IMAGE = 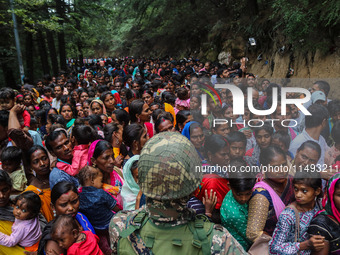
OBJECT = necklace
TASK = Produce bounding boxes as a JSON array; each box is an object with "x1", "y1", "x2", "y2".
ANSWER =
[{"x1": 35, "y1": 176, "x2": 48, "y2": 186}]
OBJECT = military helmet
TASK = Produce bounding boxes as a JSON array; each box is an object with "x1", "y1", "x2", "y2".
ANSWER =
[{"x1": 138, "y1": 132, "x2": 202, "y2": 200}]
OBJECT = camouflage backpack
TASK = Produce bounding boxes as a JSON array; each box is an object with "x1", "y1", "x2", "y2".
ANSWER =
[{"x1": 117, "y1": 210, "x2": 214, "y2": 255}]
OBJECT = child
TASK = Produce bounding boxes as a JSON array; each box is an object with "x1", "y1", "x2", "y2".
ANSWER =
[
  {"x1": 79, "y1": 166, "x2": 120, "y2": 227},
  {"x1": 51, "y1": 215, "x2": 103, "y2": 255},
  {"x1": 227, "y1": 131, "x2": 247, "y2": 160},
  {"x1": 0, "y1": 146, "x2": 27, "y2": 193},
  {"x1": 272, "y1": 130, "x2": 294, "y2": 161},
  {"x1": 0, "y1": 88, "x2": 30, "y2": 130},
  {"x1": 269, "y1": 171, "x2": 324, "y2": 255},
  {"x1": 220, "y1": 159, "x2": 256, "y2": 251},
  {"x1": 41, "y1": 87, "x2": 53, "y2": 103},
  {"x1": 100, "y1": 114, "x2": 109, "y2": 126},
  {"x1": 56, "y1": 125, "x2": 96, "y2": 176},
  {"x1": 78, "y1": 166, "x2": 120, "y2": 254},
  {"x1": 211, "y1": 119, "x2": 231, "y2": 138},
  {"x1": 0, "y1": 191, "x2": 42, "y2": 252},
  {"x1": 174, "y1": 87, "x2": 190, "y2": 114}
]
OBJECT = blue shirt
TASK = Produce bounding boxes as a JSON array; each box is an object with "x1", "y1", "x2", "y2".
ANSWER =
[
  {"x1": 49, "y1": 167, "x2": 80, "y2": 190},
  {"x1": 79, "y1": 186, "x2": 117, "y2": 230}
]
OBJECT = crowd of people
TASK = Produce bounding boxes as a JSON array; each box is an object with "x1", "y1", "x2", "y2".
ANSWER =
[{"x1": 0, "y1": 57, "x2": 339, "y2": 255}]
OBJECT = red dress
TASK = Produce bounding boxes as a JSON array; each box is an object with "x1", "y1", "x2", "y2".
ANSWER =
[{"x1": 67, "y1": 231, "x2": 103, "y2": 255}]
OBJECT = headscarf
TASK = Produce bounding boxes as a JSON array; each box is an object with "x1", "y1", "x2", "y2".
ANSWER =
[
  {"x1": 89, "y1": 99, "x2": 107, "y2": 115},
  {"x1": 321, "y1": 173, "x2": 340, "y2": 223},
  {"x1": 110, "y1": 90, "x2": 122, "y2": 107},
  {"x1": 181, "y1": 121, "x2": 199, "y2": 140},
  {"x1": 87, "y1": 140, "x2": 102, "y2": 166},
  {"x1": 121, "y1": 155, "x2": 140, "y2": 210},
  {"x1": 66, "y1": 118, "x2": 75, "y2": 129}
]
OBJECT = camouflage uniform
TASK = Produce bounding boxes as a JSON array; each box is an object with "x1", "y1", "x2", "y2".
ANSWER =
[{"x1": 109, "y1": 132, "x2": 247, "y2": 255}]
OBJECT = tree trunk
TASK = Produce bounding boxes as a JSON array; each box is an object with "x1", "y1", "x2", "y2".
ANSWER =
[
  {"x1": 36, "y1": 30, "x2": 50, "y2": 75},
  {"x1": 46, "y1": 30, "x2": 59, "y2": 76},
  {"x1": 1, "y1": 62, "x2": 17, "y2": 88},
  {"x1": 247, "y1": 0, "x2": 259, "y2": 16},
  {"x1": 25, "y1": 32, "x2": 34, "y2": 83},
  {"x1": 56, "y1": 0, "x2": 67, "y2": 71}
]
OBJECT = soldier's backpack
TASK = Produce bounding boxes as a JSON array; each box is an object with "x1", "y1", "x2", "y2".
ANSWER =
[{"x1": 117, "y1": 210, "x2": 214, "y2": 255}]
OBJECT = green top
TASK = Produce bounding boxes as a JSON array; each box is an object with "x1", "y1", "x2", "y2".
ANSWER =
[{"x1": 220, "y1": 190, "x2": 252, "y2": 251}]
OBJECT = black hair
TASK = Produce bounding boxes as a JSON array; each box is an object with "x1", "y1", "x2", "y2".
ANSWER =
[
  {"x1": 154, "y1": 113, "x2": 174, "y2": 133},
  {"x1": 176, "y1": 87, "x2": 188, "y2": 100},
  {"x1": 305, "y1": 104, "x2": 329, "y2": 128},
  {"x1": 129, "y1": 99, "x2": 145, "y2": 123},
  {"x1": 1, "y1": 146, "x2": 22, "y2": 163},
  {"x1": 226, "y1": 131, "x2": 247, "y2": 146},
  {"x1": 254, "y1": 122, "x2": 274, "y2": 136},
  {"x1": 45, "y1": 129, "x2": 68, "y2": 152},
  {"x1": 162, "y1": 91, "x2": 176, "y2": 105},
  {"x1": 92, "y1": 140, "x2": 113, "y2": 159},
  {"x1": 112, "y1": 109, "x2": 130, "y2": 127},
  {"x1": 151, "y1": 109, "x2": 164, "y2": 123},
  {"x1": 125, "y1": 88, "x2": 137, "y2": 101},
  {"x1": 293, "y1": 171, "x2": 322, "y2": 191},
  {"x1": 103, "y1": 123, "x2": 121, "y2": 144},
  {"x1": 35, "y1": 109, "x2": 48, "y2": 126},
  {"x1": 204, "y1": 134, "x2": 229, "y2": 157},
  {"x1": 77, "y1": 88, "x2": 88, "y2": 96},
  {"x1": 78, "y1": 166, "x2": 100, "y2": 186},
  {"x1": 260, "y1": 145, "x2": 286, "y2": 166},
  {"x1": 0, "y1": 88, "x2": 15, "y2": 100},
  {"x1": 51, "y1": 215, "x2": 79, "y2": 236},
  {"x1": 13, "y1": 191, "x2": 41, "y2": 218},
  {"x1": 293, "y1": 171, "x2": 322, "y2": 187},
  {"x1": 314, "y1": 81, "x2": 330, "y2": 97},
  {"x1": 328, "y1": 99, "x2": 340, "y2": 118},
  {"x1": 123, "y1": 123, "x2": 145, "y2": 147},
  {"x1": 51, "y1": 181, "x2": 78, "y2": 205},
  {"x1": 27, "y1": 145, "x2": 49, "y2": 165},
  {"x1": 131, "y1": 160, "x2": 138, "y2": 171},
  {"x1": 98, "y1": 86, "x2": 109, "y2": 95},
  {"x1": 272, "y1": 130, "x2": 291, "y2": 150},
  {"x1": 100, "y1": 91, "x2": 113, "y2": 103},
  {"x1": 60, "y1": 103, "x2": 76, "y2": 118},
  {"x1": 54, "y1": 84, "x2": 64, "y2": 90},
  {"x1": 332, "y1": 121, "x2": 340, "y2": 144},
  {"x1": 175, "y1": 110, "x2": 190, "y2": 131},
  {"x1": 88, "y1": 114, "x2": 104, "y2": 128},
  {"x1": 0, "y1": 169, "x2": 12, "y2": 187},
  {"x1": 141, "y1": 89, "x2": 153, "y2": 98},
  {"x1": 71, "y1": 125, "x2": 96, "y2": 145},
  {"x1": 48, "y1": 114, "x2": 66, "y2": 128},
  {"x1": 39, "y1": 100, "x2": 52, "y2": 112},
  {"x1": 43, "y1": 87, "x2": 53, "y2": 93},
  {"x1": 0, "y1": 110, "x2": 9, "y2": 128},
  {"x1": 228, "y1": 158, "x2": 256, "y2": 192},
  {"x1": 297, "y1": 141, "x2": 321, "y2": 159}
]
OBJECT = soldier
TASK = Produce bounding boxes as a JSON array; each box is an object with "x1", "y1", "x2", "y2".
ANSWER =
[{"x1": 109, "y1": 132, "x2": 247, "y2": 255}]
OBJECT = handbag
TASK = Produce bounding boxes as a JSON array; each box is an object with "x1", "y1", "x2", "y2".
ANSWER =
[
  {"x1": 286, "y1": 204, "x2": 301, "y2": 255},
  {"x1": 248, "y1": 233, "x2": 271, "y2": 255}
]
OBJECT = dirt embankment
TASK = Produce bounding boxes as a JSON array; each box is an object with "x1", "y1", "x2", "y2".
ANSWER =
[{"x1": 218, "y1": 41, "x2": 340, "y2": 99}]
